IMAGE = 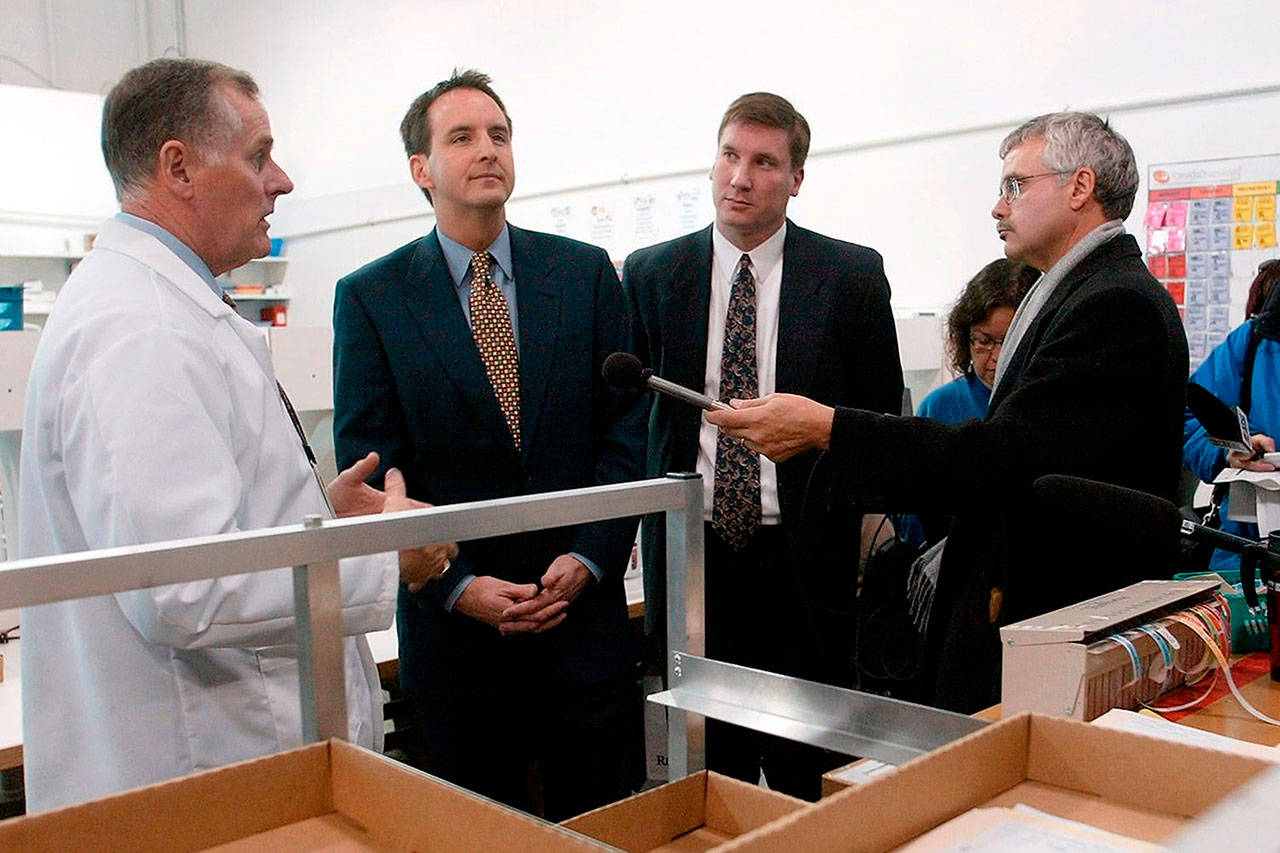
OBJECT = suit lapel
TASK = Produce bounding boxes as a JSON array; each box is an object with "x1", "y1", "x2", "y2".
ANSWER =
[
  {"x1": 510, "y1": 225, "x2": 558, "y2": 456},
  {"x1": 990, "y1": 234, "x2": 1134, "y2": 411},
  {"x1": 400, "y1": 231, "x2": 520, "y2": 461},
  {"x1": 776, "y1": 222, "x2": 833, "y2": 395},
  {"x1": 659, "y1": 226, "x2": 713, "y2": 395}
]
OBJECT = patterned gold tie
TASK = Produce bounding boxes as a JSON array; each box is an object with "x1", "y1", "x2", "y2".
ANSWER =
[
  {"x1": 469, "y1": 251, "x2": 521, "y2": 451},
  {"x1": 712, "y1": 254, "x2": 761, "y2": 550}
]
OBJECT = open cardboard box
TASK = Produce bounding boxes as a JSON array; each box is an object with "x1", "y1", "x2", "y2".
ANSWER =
[
  {"x1": 724, "y1": 712, "x2": 1278, "y2": 851},
  {"x1": 0, "y1": 739, "x2": 607, "y2": 851},
  {"x1": 562, "y1": 770, "x2": 804, "y2": 852},
  {"x1": 820, "y1": 705, "x2": 1003, "y2": 798}
]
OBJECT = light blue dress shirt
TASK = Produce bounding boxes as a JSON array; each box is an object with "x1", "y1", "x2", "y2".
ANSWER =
[
  {"x1": 433, "y1": 226, "x2": 602, "y2": 611},
  {"x1": 437, "y1": 225, "x2": 520, "y2": 349}
]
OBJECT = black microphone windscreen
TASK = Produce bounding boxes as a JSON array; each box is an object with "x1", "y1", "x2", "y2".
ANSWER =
[
  {"x1": 602, "y1": 352, "x2": 646, "y2": 390},
  {"x1": 1033, "y1": 474, "x2": 1181, "y2": 541}
]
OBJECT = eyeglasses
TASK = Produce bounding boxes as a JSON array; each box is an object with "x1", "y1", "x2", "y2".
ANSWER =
[
  {"x1": 998, "y1": 171, "x2": 1073, "y2": 203},
  {"x1": 970, "y1": 332, "x2": 1005, "y2": 353}
]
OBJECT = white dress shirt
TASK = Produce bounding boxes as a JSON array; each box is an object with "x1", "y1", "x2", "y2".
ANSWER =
[{"x1": 698, "y1": 222, "x2": 786, "y2": 524}]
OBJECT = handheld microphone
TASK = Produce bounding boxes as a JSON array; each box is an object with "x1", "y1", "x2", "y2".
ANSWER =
[
  {"x1": 1033, "y1": 473, "x2": 1280, "y2": 607},
  {"x1": 1034, "y1": 473, "x2": 1252, "y2": 551},
  {"x1": 602, "y1": 352, "x2": 731, "y2": 412}
]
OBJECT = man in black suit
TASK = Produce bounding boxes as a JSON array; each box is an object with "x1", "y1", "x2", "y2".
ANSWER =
[
  {"x1": 624, "y1": 93, "x2": 903, "y2": 800},
  {"x1": 709, "y1": 112, "x2": 1188, "y2": 714},
  {"x1": 332, "y1": 69, "x2": 645, "y2": 820}
]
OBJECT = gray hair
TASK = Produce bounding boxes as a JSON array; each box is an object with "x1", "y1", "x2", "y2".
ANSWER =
[
  {"x1": 102, "y1": 58, "x2": 259, "y2": 203},
  {"x1": 999, "y1": 112, "x2": 1139, "y2": 220}
]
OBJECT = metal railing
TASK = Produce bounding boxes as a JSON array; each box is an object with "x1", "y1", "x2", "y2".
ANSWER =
[
  {"x1": 0, "y1": 475, "x2": 705, "y2": 743},
  {"x1": 0, "y1": 469, "x2": 985, "y2": 781}
]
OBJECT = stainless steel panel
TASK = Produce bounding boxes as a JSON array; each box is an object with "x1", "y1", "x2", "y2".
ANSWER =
[{"x1": 650, "y1": 654, "x2": 987, "y2": 766}]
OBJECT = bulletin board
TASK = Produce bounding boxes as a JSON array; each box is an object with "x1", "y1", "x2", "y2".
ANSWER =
[{"x1": 1145, "y1": 155, "x2": 1280, "y2": 370}]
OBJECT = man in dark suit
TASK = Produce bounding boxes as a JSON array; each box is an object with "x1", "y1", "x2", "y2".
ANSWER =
[
  {"x1": 709, "y1": 112, "x2": 1188, "y2": 714},
  {"x1": 332, "y1": 69, "x2": 645, "y2": 820},
  {"x1": 624, "y1": 93, "x2": 903, "y2": 800}
]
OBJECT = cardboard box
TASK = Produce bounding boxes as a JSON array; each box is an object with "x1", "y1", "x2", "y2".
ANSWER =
[
  {"x1": 728, "y1": 713, "x2": 1277, "y2": 851},
  {"x1": 562, "y1": 770, "x2": 804, "y2": 852},
  {"x1": 0, "y1": 739, "x2": 607, "y2": 851},
  {"x1": 821, "y1": 705, "x2": 1002, "y2": 797},
  {"x1": 820, "y1": 759, "x2": 896, "y2": 798}
]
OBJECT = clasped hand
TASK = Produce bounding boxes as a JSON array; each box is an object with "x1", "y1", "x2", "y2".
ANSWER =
[
  {"x1": 455, "y1": 554, "x2": 592, "y2": 635},
  {"x1": 326, "y1": 451, "x2": 459, "y2": 591}
]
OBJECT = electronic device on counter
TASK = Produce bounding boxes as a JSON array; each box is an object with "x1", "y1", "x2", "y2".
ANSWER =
[{"x1": 1000, "y1": 579, "x2": 1225, "y2": 721}]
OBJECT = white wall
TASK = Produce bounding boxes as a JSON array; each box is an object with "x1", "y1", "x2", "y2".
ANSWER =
[
  {"x1": 0, "y1": 0, "x2": 178, "y2": 92},
  {"x1": 5, "y1": 1, "x2": 1280, "y2": 331},
  {"x1": 165, "y1": 0, "x2": 1280, "y2": 330},
  {"x1": 0, "y1": 84, "x2": 115, "y2": 226}
]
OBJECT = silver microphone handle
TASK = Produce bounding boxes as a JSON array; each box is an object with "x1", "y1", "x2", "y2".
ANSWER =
[{"x1": 645, "y1": 374, "x2": 732, "y2": 411}]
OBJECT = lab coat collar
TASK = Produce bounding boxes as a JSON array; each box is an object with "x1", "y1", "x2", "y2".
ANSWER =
[
  {"x1": 92, "y1": 217, "x2": 237, "y2": 321},
  {"x1": 91, "y1": 217, "x2": 274, "y2": 379}
]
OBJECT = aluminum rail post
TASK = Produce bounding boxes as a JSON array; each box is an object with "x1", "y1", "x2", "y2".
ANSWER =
[
  {"x1": 664, "y1": 472, "x2": 705, "y2": 779},
  {"x1": 293, "y1": 514, "x2": 348, "y2": 742}
]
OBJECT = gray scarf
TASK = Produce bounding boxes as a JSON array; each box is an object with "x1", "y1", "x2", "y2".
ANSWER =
[{"x1": 990, "y1": 219, "x2": 1126, "y2": 397}]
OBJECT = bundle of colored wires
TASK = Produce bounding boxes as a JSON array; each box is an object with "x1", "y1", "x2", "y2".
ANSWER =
[{"x1": 1139, "y1": 593, "x2": 1280, "y2": 726}]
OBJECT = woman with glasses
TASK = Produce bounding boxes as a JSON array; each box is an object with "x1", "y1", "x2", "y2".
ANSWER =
[
  {"x1": 918, "y1": 258, "x2": 1039, "y2": 423},
  {"x1": 1183, "y1": 258, "x2": 1280, "y2": 571},
  {"x1": 894, "y1": 260, "x2": 1037, "y2": 551}
]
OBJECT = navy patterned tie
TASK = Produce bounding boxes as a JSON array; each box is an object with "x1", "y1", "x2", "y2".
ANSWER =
[
  {"x1": 469, "y1": 251, "x2": 522, "y2": 451},
  {"x1": 712, "y1": 254, "x2": 760, "y2": 550}
]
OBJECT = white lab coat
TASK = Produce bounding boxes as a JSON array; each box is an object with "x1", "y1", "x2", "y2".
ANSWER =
[{"x1": 18, "y1": 218, "x2": 398, "y2": 812}]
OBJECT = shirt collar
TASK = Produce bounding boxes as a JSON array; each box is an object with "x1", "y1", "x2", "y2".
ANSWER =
[
  {"x1": 437, "y1": 224, "x2": 514, "y2": 287},
  {"x1": 114, "y1": 212, "x2": 222, "y2": 299},
  {"x1": 711, "y1": 220, "x2": 786, "y2": 282}
]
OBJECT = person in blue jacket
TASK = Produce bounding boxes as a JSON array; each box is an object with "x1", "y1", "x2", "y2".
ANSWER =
[
  {"x1": 918, "y1": 258, "x2": 1039, "y2": 422},
  {"x1": 1184, "y1": 259, "x2": 1280, "y2": 570}
]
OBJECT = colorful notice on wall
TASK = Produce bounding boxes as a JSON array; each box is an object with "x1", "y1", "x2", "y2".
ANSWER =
[{"x1": 1147, "y1": 156, "x2": 1280, "y2": 370}]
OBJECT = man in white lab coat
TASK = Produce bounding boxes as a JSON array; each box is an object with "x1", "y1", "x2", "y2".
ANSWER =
[{"x1": 18, "y1": 58, "x2": 451, "y2": 812}]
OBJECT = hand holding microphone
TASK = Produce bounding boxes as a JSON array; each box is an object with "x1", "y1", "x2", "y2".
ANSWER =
[{"x1": 602, "y1": 353, "x2": 834, "y2": 462}]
